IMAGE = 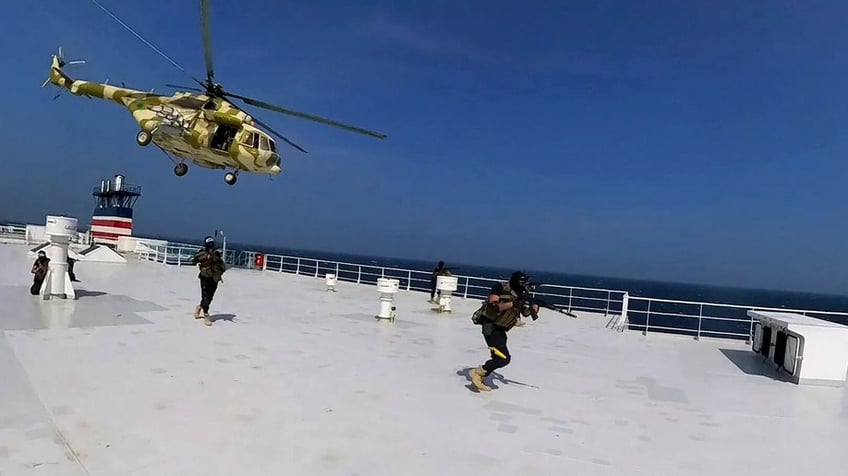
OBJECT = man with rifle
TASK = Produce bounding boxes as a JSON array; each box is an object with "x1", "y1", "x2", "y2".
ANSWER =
[
  {"x1": 468, "y1": 271, "x2": 539, "y2": 392},
  {"x1": 468, "y1": 271, "x2": 576, "y2": 391}
]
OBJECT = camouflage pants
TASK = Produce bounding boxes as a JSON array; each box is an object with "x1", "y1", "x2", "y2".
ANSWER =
[{"x1": 199, "y1": 277, "x2": 218, "y2": 313}]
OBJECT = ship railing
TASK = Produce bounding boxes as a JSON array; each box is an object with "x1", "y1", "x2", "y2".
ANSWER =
[
  {"x1": 626, "y1": 296, "x2": 848, "y2": 342},
  {"x1": 0, "y1": 224, "x2": 93, "y2": 246},
  {"x1": 135, "y1": 244, "x2": 626, "y2": 316},
  {"x1": 133, "y1": 243, "x2": 848, "y2": 342},
  {"x1": 0, "y1": 224, "x2": 27, "y2": 242}
]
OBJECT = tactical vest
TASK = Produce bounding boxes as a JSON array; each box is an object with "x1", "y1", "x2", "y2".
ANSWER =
[
  {"x1": 197, "y1": 250, "x2": 225, "y2": 281},
  {"x1": 471, "y1": 281, "x2": 521, "y2": 330}
]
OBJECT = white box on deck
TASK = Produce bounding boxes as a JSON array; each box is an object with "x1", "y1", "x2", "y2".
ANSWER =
[
  {"x1": 26, "y1": 225, "x2": 46, "y2": 243},
  {"x1": 747, "y1": 310, "x2": 848, "y2": 386}
]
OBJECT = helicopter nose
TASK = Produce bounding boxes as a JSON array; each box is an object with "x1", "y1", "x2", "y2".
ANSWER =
[{"x1": 269, "y1": 164, "x2": 281, "y2": 175}]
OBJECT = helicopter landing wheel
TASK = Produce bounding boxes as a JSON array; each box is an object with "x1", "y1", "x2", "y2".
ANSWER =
[
  {"x1": 136, "y1": 130, "x2": 152, "y2": 146},
  {"x1": 174, "y1": 163, "x2": 188, "y2": 176},
  {"x1": 224, "y1": 171, "x2": 238, "y2": 185}
]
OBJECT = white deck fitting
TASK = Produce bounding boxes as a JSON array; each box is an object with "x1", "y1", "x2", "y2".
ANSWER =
[
  {"x1": 0, "y1": 242, "x2": 847, "y2": 475},
  {"x1": 749, "y1": 310, "x2": 848, "y2": 386}
]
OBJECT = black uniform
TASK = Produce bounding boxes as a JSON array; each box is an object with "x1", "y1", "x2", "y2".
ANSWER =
[
  {"x1": 469, "y1": 271, "x2": 534, "y2": 391},
  {"x1": 191, "y1": 240, "x2": 226, "y2": 316},
  {"x1": 30, "y1": 255, "x2": 50, "y2": 295},
  {"x1": 481, "y1": 282, "x2": 512, "y2": 376}
]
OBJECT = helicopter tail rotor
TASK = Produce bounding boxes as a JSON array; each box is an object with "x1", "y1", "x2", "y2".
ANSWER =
[{"x1": 43, "y1": 46, "x2": 86, "y2": 91}]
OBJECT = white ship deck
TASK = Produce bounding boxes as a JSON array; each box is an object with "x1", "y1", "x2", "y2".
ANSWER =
[{"x1": 1, "y1": 242, "x2": 846, "y2": 475}]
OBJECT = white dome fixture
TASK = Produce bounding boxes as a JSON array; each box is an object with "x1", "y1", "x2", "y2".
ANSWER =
[
  {"x1": 39, "y1": 215, "x2": 78, "y2": 300},
  {"x1": 375, "y1": 278, "x2": 399, "y2": 321},
  {"x1": 325, "y1": 273, "x2": 337, "y2": 292},
  {"x1": 435, "y1": 275, "x2": 459, "y2": 313}
]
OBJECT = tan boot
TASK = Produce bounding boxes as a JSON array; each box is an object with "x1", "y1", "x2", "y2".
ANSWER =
[
  {"x1": 194, "y1": 306, "x2": 202, "y2": 319},
  {"x1": 470, "y1": 367, "x2": 491, "y2": 391},
  {"x1": 203, "y1": 312, "x2": 212, "y2": 326}
]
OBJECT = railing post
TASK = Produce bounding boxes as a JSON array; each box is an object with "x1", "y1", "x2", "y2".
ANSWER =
[
  {"x1": 296, "y1": 258, "x2": 301, "y2": 275},
  {"x1": 357, "y1": 266, "x2": 361, "y2": 284},
  {"x1": 568, "y1": 288, "x2": 573, "y2": 313},
  {"x1": 747, "y1": 314, "x2": 754, "y2": 345},
  {"x1": 335, "y1": 263, "x2": 339, "y2": 280},
  {"x1": 644, "y1": 300, "x2": 651, "y2": 336},
  {"x1": 463, "y1": 277, "x2": 469, "y2": 298},
  {"x1": 620, "y1": 292, "x2": 629, "y2": 328},
  {"x1": 407, "y1": 271, "x2": 411, "y2": 291},
  {"x1": 314, "y1": 260, "x2": 319, "y2": 278},
  {"x1": 605, "y1": 290, "x2": 611, "y2": 316},
  {"x1": 696, "y1": 303, "x2": 703, "y2": 340}
]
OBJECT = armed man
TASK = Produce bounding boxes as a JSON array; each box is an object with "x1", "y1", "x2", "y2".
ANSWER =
[
  {"x1": 191, "y1": 236, "x2": 226, "y2": 326},
  {"x1": 469, "y1": 271, "x2": 539, "y2": 392},
  {"x1": 429, "y1": 260, "x2": 450, "y2": 303}
]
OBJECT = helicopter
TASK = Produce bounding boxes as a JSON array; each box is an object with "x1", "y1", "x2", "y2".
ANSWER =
[{"x1": 44, "y1": 0, "x2": 386, "y2": 186}]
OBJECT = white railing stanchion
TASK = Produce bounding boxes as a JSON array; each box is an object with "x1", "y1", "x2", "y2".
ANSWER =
[
  {"x1": 696, "y1": 304, "x2": 703, "y2": 340},
  {"x1": 644, "y1": 300, "x2": 651, "y2": 336}
]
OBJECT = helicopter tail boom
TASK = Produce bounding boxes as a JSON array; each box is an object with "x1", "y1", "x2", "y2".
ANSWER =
[{"x1": 46, "y1": 53, "x2": 153, "y2": 106}]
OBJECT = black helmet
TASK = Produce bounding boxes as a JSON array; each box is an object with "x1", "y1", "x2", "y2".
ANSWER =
[{"x1": 509, "y1": 271, "x2": 528, "y2": 290}]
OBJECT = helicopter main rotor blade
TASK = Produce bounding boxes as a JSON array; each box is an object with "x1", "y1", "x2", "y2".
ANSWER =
[
  {"x1": 252, "y1": 117, "x2": 309, "y2": 154},
  {"x1": 225, "y1": 92, "x2": 387, "y2": 139},
  {"x1": 200, "y1": 0, "x2": 215, "y2": 83}
]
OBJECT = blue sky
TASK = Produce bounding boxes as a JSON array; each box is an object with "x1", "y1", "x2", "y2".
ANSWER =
[{"x1": 1, "y1": 0, "x2": 847, "y2": 294}]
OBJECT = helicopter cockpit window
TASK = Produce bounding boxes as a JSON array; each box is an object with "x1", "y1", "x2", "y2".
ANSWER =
[
  {"x1": 269, "y1": 138, "x2": 277, "y2": 153},
  {"x1": 259, "y1": 135, "x2": 270, "y2": 151},
  {"x1": 241, "y1": 131, "x2": 258, "y2": 148}
]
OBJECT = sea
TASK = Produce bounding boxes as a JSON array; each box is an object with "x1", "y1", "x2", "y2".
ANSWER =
[{"x1": 149, "y1": 234, "x2": 848, "y2": 339}]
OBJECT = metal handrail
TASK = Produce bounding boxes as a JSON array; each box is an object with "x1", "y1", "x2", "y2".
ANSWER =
[
  {"x1": 626, "y1": 295, "x2": 848, "y2": 342},
  {"x1": 2, "y1": 228, "x2": 842, "y2": 342},
  {"x1": 131, "y1": 242, "x2": 848, "y2": 343},
  {"x1": 135, "y1": 243, "x2": 626, "y2": 317}
]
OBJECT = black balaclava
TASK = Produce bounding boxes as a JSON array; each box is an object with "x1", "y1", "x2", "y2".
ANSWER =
[{"x1": 509, "y1": 271, "x2": 528, "y2": 292}]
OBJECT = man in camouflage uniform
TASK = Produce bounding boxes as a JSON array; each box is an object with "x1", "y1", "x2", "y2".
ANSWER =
[
  {"x1": 469, "y1": 271, "x2": 539, "y2": 391},
  {"x1": 191, "y1": 236, "x2": 226, "y2": 326}
]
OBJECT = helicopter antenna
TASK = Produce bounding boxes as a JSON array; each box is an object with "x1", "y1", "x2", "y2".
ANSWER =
[
  {"x1": 88, "y1": 0, "x2": 185, "y2": 73},
  {"x1": 87, "y1": 0, "x2": 204, "y2": 90}
]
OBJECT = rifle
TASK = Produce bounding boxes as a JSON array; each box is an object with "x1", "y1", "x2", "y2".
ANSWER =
[{"x1": 517, "y1": 283, "x2": 578, "y2": 319}]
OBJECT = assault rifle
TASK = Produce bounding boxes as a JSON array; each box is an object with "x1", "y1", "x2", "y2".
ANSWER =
[{"x1": 517, "y1": 283, "x2": 578, "y2": 320}]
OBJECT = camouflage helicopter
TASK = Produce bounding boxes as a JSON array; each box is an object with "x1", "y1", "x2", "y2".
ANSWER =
[{"x1": 44, "y1": 0, "x2": 386, "y2": 186}]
